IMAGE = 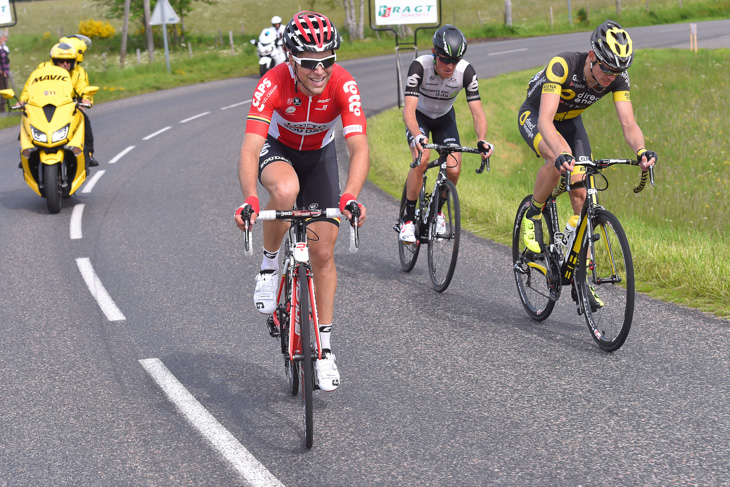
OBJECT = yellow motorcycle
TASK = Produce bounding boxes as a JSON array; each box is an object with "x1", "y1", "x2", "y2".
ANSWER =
[{"x1": 1, "y1": 65, "x2": 98, "y2": 214}]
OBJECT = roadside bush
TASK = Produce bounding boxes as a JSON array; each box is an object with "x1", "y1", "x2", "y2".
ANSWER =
[{"x1": 78, "y1": 19, "x2": 116, "y2": 39}]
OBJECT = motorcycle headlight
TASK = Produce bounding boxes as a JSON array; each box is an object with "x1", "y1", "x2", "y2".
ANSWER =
[
  {"x1": 52, "y1": 124, "x2": 70, "y2": 143},
  {"x1": 30, "y1": 125, "x2": 48, "y2": 143},
  {"x1": 262, "y1": 45, "x2": 273, "y2": 55}
]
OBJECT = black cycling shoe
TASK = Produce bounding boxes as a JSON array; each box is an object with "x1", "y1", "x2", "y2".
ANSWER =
[{"x1": 89, "y1": 156, "x2": 100, "y2": 167}]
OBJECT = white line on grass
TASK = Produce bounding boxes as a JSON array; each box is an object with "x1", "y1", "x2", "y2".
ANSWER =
[
  {"x1": 221, "y1": 100, "x2": 252, "y2": 110},
  {"x1": 76, "y1": 258, "x2": 126, "y2": 321},
  {"x1": 139, "y1": 358, "x2": 285, "y2": 487},
  {"x1": 70, "y1": 204, "x2": 84, "y2": 240},
  {"x1": 488, "y1": 48, "x2": 528, "y2": 56},
  {"x1": 82, "y1": 169, "x2": 106, "y2": 194},
  {"x1": 143, "y1": 126, "x2": 172, "y2": 140},
  {"x1": 180, "y1": 112, "x2": 211, "y2": 123},
  {"x1": 109, "y1": 145, "x2": 136, "y2": 164}
]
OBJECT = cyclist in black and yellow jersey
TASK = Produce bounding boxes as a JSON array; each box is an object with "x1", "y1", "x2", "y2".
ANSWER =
[{"x1": 517, "y1": 20, "x2": 657, "y2": 258}]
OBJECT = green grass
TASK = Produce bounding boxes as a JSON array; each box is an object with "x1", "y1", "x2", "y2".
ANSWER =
[{"x1": 369, "y1": 49, "x2": 730, "y2": 319}]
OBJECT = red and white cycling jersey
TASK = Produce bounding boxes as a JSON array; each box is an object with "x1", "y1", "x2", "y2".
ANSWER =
[{"x1": 245, "y1": 63, "x2": 367, "y2": 151}]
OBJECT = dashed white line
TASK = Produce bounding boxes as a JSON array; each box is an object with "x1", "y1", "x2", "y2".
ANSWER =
[
  {"x1": 76, "y1": 257, "x2": 126, "y2": 321},
  {"x1": 488, "y1": 48, "x2": 529, "y2": 56},
  {"x1": 139, "y1": 358, "x2": 285, "y2": 487},
  {"x1": 109, "y1": 145, "x2": 136, "y2": 164},
  {"x1": 221, "y1": 100, "x2": 252, "y2": 110},
  {"x1": 70, "y1": 204, "x2": 85, "y2": 240},
  {"x1": 180, "y1": 112, "x2": 211, "y2": 123},
  {"x1": 82, "y1": 169, "x2": 106, "y2": 194},
  {"x1": 143, "y1": 126, "x2": 172, "y2": 140}
]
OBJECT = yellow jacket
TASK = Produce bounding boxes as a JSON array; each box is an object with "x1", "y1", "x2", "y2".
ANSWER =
[{"x1": 20, "y1": 61, "x2": 93, "y2": 104}]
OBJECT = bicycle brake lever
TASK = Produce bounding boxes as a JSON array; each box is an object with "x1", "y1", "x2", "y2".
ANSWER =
[
  {"x1": 476, "y1": 157, "x2": 489, "y2": 174},
  {"x1": 649, "y1": 166, "x2": 655, "y2": 186},
  {"x1": 410, "y1": 150, "x2": 423, "y2": 169},
  {"x1": 565, "y1": 169, "x2": 572, "y2": 192}
]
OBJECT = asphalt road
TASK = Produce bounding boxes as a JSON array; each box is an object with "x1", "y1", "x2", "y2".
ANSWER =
[{"x1": 1, "y1": 20, "x2": 728, "y2": 486}]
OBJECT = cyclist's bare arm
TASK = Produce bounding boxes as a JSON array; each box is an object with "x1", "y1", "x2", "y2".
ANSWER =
[
  {"x1": 403, "y1": 95, "x2": 426, "y2": 151},
  {"x1": 341, "y1": 133, "x2": 370, "y2": 226},
  {"x1": 466, "y1": 99, "x2": 492, "y2": 158},
  {"x1": 614, "y1": 100, "x2": 655, "y2": 170},
  {"x1": 537, "y1": 91, "x2": 574, "y2": 171},
  {"x1": 235, "y1": 132, "x2": 267, "y2": 229}
]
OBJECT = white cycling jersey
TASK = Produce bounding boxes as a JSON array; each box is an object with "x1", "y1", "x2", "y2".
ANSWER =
[{"x1": 404, "y1": 54, "x2": 481, "y2": 119}]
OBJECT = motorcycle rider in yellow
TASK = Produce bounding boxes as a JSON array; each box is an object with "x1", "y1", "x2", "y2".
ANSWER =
[{"x1": 19, "y1": 41, "x2": 99, "y2": 167}]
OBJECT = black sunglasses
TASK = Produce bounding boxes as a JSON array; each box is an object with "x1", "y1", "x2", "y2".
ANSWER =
[
  {"x1": 436, "y1": 54, "x2": 460, "y2": 65},
  {"x1": 291, "y1": 54, "x2": 337, "y2": 70},
  {"x1": 595, "y1": 60, "x2": 624, "y2": 76}
]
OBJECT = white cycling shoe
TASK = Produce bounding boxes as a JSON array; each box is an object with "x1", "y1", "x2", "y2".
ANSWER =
[
  {"x1": 253, "y1": 270, "x2": 278, "y2": 314},
  {"x1": 314, "y1": 351, "x2": 340, "y2": 392},
  {"x1": 399, "y1": 220, "x2": 416, "y2": 244}
]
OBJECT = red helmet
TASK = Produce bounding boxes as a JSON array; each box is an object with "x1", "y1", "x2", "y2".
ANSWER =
[{"x1": 282, "y1": 11, "x2": 340, "y2": 54}]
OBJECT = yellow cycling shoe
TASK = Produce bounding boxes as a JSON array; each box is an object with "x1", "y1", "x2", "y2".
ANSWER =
[{"x1": 522, "y1": 213, "x2": 543, "y2": 254}]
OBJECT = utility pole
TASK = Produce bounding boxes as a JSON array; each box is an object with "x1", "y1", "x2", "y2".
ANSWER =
[{"x1": 120, "y1": 0, "x2": 131, "y2": 67}]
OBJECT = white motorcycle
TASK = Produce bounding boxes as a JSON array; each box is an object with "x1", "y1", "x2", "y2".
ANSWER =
[{"x1": 250, "y1": 27, "x2": 286, "y2": 77}]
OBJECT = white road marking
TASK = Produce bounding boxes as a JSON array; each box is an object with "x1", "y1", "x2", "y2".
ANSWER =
[
  {"x1": 76, "y1": 258, "x2": 126, "y2": 322},
  {"x1": 82, "y1": 169, "x2": 106, "y2": 194},
  {"x1": 139, "y1": 358, "x2": 285, "y2": 487},
  {"x1": 109, "y1": 145, "x2": 136, "y2": 164},
  {"x1": 221, "y1": 100, "x2": 252, "y2": 110},
  {"x1": 180, "y1": 112, "x2": 211, "y2": 123},
  {"x1": 488, "y1": 48, "x2": 529, "y2": 56},
  {"x1": 143, "y1": 126, "x2": 172, "y2": 140},
  {"x1": 70, "y1": 204, "x2": 85, "y2": 240}
]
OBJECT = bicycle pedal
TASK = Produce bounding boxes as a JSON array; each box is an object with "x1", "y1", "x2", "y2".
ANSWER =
[{"x1": 266, "y1": 315, "x2": 280, "y2": 338}]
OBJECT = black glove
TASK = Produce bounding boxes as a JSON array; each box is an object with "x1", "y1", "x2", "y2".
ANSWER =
[
  {"x1": 554, "y1": 152, "x2": 574, "y2": 170},
  {"x1": 477, "y1": 140, "x2": 492, "y2": 155},
  {"x1": 637, "y1": 148, "x2": 658, "y2": 164}
]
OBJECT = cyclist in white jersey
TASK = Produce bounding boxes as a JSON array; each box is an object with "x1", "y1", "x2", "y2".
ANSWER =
[{"x1": 399, "y1": 24, "x2": 493, "y2": 243}]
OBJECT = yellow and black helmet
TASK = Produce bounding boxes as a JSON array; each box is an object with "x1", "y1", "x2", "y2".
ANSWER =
[
  {"x1": 590, "y1": 20, "x2": 633, "y2": 71},
  {"x1": 60, "y1": 34, "x2": 91, "y2": 63},
  {"x1": 50, "y1": 42, "x2": 77, "y2": 69}
]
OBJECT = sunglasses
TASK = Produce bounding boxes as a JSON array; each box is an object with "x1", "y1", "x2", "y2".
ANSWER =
[
  {"x1": 595, "y1": 60, "x2": 624, "y2": 77},
  {"x1": 436, "y1": 55, "x2": 460, "y2": 65},
  {"x1": 291, "y1": 53, "x2": 337, "y2": 70}
]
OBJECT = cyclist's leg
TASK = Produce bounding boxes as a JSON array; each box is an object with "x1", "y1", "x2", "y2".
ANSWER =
[
  {"x1": 566, "y1": 116, "x2": 592, "y2": 216},
  {"x1": 404, "y1": 111, "x2": 432, "y2": 201},
  {"x1": 432, "y1": 107, "x2": 462, "y2": 187},
  {"x1": 259, "y1": 137, "x2": 300, "y2": 252}
]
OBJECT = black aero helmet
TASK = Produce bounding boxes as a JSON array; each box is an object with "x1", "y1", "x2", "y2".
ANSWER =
[
  {"x1": 283, "y1": 11, "x2": 341, "y2": 54},
  {"x1": 590, "y1": 20, "x2": 634, "y2": 71},
  {"x1": 432, "y1": 24, "x2": 467, "y2": 59}
]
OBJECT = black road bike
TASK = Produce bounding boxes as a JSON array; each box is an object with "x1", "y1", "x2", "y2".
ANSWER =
[
  {"x1": 396, "y1": 143, "x2": 491, "y2": 292},
  {"x1": 512, "y1": 157, "x2": 654, "y2": 352}
]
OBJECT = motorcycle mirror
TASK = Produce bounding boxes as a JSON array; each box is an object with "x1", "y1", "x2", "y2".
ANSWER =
[
  {"x1": 0, "y1": 88, "x2": 15, "y2": 100},
  {"x1": 250, "y1": 39, "x2": 256, "y2": 45}
]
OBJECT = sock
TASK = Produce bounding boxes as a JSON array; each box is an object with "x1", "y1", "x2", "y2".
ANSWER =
[
  {"x1": 261, "y1": 247, "x2": 279, "y2": 273},
  {"x1": 526, "y1": 197, "x2": 544, "y2": 220},
  {"x1": 319, "y1": 324, "x2": 332, "y2": 352},
  {"x1": 405, "y1": 200, "x2": 416, "y2": 222}
]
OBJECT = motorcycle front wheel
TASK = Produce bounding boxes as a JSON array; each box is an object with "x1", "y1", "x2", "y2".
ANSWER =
[{"x1": 44, "y1": 163, "x2": 62, "y2": 214}]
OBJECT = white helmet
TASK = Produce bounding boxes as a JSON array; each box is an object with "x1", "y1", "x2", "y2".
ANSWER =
[{"x1": 271, "y1": 16, "x2": 282, "y2": 25}]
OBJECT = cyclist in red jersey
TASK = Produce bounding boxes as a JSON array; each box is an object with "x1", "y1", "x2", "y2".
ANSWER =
[{"x1": 234, "y1": 11, "x2": 369, "y2": 392}]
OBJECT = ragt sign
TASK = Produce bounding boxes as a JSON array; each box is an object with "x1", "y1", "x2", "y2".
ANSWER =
[{"x1": 375, "y1": 0, "x2": 438, "y2": 26}]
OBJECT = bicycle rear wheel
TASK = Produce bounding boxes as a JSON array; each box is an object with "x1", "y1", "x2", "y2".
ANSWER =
[
  {"x1": 427, "y1": 179, "x2": 460, "y2": 292},
  {"x1": 297, "y1": 269, "x2": 314, "y2": 449},
  {"x1": 398, "y1": 181, "x2": 420, "y2": 271},
  {"x1": 512, "y1": 195, "x2": 556, "y2": 321},
  {"x1": 577, "y1": 209, "x2": 634, "y2": 352}
]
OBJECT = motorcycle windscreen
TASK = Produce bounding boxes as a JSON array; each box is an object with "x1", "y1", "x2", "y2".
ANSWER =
[{"x1": 25, "y1": 65, "x2": 76, "y2": 108}]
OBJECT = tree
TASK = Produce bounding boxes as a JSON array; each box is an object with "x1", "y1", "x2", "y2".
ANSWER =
[
  {"x1": 96, "y1": 0, "x2": 217, "y2": 40},
  {"x1": 336, "y1": 0, "x2": 366, "y2": 41}
]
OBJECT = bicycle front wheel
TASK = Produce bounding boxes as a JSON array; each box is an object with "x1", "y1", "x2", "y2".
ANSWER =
[
  {"x1": 577, "y1": 209, "x2": 634, "y2": 352},
  {"x1": 427, "y1": 179, "x2": 460, "y2": 292},
  {"x1": 398, "y1": 181, "x2": 420, "y2": 271},
  {"x1": 512, "y1": 195, "x2": 556, "y2": 321},
  {"x1": 297, "y1": 269, "x2": 314, "y2": 449}
]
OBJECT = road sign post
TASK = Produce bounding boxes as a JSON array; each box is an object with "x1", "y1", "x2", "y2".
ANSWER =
[{"x1": 150, "y1": 0, "x2": 180, "y2": 74}]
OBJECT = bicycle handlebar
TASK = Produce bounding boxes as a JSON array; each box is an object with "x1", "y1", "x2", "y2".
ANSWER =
[
  {"x1": 243, "y1": 208, "x2": 360, "y2": 256},
  {"x1": 410, "y1": 143, "x2": 492, "y2": 174},
  {"x1": 562, "y1": 158, "x2": 655, "y2": 195}
]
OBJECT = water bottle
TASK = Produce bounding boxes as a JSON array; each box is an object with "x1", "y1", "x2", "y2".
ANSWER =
[{"x1": 563, "y1": 214, "x2": 580, "y2": 258}]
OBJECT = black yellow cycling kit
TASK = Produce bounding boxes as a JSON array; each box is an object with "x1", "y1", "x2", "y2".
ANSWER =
[{"x1": 518, "y1": 51, "x2": 631, "y2": 159}]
